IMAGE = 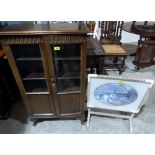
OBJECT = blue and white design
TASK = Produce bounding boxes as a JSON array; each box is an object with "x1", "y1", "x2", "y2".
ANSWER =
[{"x1": 94, "y1": 83, "x2": 138, "y2": 106}]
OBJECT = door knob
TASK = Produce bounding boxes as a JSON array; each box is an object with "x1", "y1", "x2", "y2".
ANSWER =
[{"x1": 51, "y1": 77, "x2": 55, "y2": 83}]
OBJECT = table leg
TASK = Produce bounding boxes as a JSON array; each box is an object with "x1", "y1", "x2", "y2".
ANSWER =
[
  {"x1": 130, "y1": 36, "x2": 143, "y2": 56},
  {"x1": 129, "y1": 113, "x2": 135, "y2": 134},
  {"x1": 86, "y1": 108, "x2": 91, "y2": 127}
]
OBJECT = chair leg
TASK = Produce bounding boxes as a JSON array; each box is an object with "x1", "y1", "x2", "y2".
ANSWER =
[
  {"x1": 117, "y1": 64, "x2": 122, "y2": 74},
  {"x1": 86, "y1": 108, "x2": 91, "y2": 127},
  {"x1": 93, "y1": 68, "x2": 97, "y2": 74},
  {"x1": 117, "y1": 57, "x2": 126, "y2": 74}
]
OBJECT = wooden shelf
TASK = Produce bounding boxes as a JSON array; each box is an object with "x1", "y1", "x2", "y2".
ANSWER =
[
  {"x1": 26, "y1": 92, "x2": 49, "y2": 95},
  {"x1": 16, "y1": 57, "x2": 42, "y2": 61},
  {"x1": 23, "y1": 73, "x2": 45, "y2": 80},
  {"x1": 58, "y1": 87, "x2": 80, "y2": 94},
  {"x1": 57, "y1": 72, "x2": 80, "y2": 79},
  {"x1": 25, "y1": 88, "x2": 49, "y2": 94},
  {"x1": 57, "y1": 76, "x2": 80, "y2": 80},
  {"x1": 54, "y1": 57, "x2": 80, "y2": 61}
]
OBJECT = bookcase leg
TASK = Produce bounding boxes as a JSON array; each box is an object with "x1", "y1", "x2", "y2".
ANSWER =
[
  {"x1": 80, "y1": 116, "x2": 86, "y2": 125},
  {"x1": 33, "y1": 120, "x2": 38, "y2": 126},
  {"x1": 30, "y1": 118, "x2": 42, "y2": 127}
]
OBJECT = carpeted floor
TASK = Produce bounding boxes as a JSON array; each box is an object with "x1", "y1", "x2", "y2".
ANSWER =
[{"x1": 0, "y1": 43, "x2": 155, "y2": 134}]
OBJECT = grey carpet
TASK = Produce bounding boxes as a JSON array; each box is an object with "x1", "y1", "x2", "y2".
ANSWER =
[{"x1": 0, "y1": 43, "x2": 155, "y2": 134}]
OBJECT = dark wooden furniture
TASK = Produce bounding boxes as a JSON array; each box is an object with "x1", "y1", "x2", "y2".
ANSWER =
[
  {"x1": 0, "y1": 23, "x2": 87, "y2": 125},
  {"x1": 100, "y1": 21, "x2": 128, "y2": 74},
  {"x1": 134, "y1": 39, "x2": 155, "y2": 69},
  {"x1": 100, "y1": 21, "x2": 124, "y2": 44},
  {"x1": 0, "y1": 70, "x2": 11, "y2": 119},
  {"x1": 0, "y1": 48, "x2": 19, "y2": 119},
  {"x1": 123, "y1": 21, "x2": 155, "y2": 69},
  {"x1": 87, "y1": 38, "x2": 104, "y2": 74},
  {"x1": 0, "y1": 22, "x2": 8, "y2": 29},
  {"x1": 0, "y1": 50, "x2": 11, "y2": 119},
  {"x1": 101, "y1": 44, "x2": 128, "y2": 74}
]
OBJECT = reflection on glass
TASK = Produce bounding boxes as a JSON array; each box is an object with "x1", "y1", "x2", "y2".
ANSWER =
[
  {"x1": 52, "y1": 44, "x2": 81, "y2": 93},
  {"x1": 10, "y1": 44, "x2": 48, "y2": 93}
]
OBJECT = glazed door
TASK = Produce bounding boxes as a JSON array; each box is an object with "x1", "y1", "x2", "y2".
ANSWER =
[
  {"x1": 46, "y1": 43, "x2": 82, "y2": 115},
  {"x1": 6, "y1": 43, "x2": 56, "y2": 115},
  {"x1": 52, "y1": 44, "x2": 81, "y2": 93}
]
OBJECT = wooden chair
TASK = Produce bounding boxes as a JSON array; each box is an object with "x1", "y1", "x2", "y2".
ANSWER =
[{"x1": 100, "y1": 21, "x2": 128, "y2": 74}]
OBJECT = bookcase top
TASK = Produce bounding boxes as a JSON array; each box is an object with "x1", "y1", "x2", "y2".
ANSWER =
[{"x1": 0, "y1": 23, "x2": 87, "y2": 35}]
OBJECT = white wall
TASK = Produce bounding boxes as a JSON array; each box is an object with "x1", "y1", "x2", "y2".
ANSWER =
[{"x1": 121, "y1": 30, "x2": 139, "y2": 44}]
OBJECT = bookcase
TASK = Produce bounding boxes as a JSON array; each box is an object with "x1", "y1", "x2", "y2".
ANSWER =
[{"x1": 0, "y1": 23, "x2": 87, "y2": 124}]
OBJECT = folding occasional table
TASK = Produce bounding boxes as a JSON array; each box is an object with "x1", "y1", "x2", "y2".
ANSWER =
[{"x1": 87, "y1": 74, "x2": 154, "y2": 133}]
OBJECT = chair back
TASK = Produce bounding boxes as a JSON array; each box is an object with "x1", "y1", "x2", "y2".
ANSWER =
[{"x1": 100, "y1": 21, "x2": 124, "y2": 44}]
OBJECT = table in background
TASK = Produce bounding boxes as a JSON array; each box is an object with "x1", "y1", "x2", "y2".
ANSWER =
[
  {"x1": 123, "y1": 22, "x2": 155, "y2": 69},
  {"x1": 87, "y1": 38, "x2": 127, "y2": 74}
]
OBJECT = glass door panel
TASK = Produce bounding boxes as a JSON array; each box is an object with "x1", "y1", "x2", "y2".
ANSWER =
[
  {"x1": 51, "y1": 44, "x2": 81, "y2": 93},
  {"x1": 10, "y1": 44, "x2": 48, "y2": 94}
]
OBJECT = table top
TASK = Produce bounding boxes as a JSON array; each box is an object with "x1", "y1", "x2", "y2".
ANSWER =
[
  {"x1": 0, "y1": 23, "x2": 87, "y2": 35},
  {"x1": 87, "y1": 38, "x2": 105, "y2": 56},
  {"x1": 122, "y1": 22, "x2": 134, "y2": 33},
  {"x1": 123, "y1": 22, "x2": 155, "y2": 37}
]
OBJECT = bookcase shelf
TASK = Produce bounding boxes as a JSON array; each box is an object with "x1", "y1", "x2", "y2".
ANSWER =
[
  {"x1": 25, "y1": 88, "x2": 49, "y2": 94},
  {"x1": 16, "y1": 57, "x2": 42, "y2": 61},
  {"x1": 23, "y1": 72, "x2": 45, "y2": 80},
  {"x1": 54, "y1": 57, "x2": 80, "y2": 61}
]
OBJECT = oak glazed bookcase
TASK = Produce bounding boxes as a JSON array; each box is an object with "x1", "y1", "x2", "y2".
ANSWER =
[{"x1": 0, "y1": 23, "x2": 87, "y2": 125}]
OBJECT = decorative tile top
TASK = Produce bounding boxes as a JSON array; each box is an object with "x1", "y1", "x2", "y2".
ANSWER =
[{"x1": 94, "y1": 83, "x2": 138, "y2": 106}]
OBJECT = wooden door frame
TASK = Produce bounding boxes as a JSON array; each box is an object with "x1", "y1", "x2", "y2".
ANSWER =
[
  {"x1": 43, "y1": 41, "x2": 60, "y2": 115},
  {"x1": 2, "y1": 43, "x2": 32, "y2": 113},
  {"x1": 80, "y1": 42, "x2": 87, "y2": 114},
  {"x1": 1, "y1": 37, "x2": 57, "y2": 115},
  {"x1": 43, "y1": 34, "x2": 87, "y2": 116},
  {"x1": 39, "y1": 43, "x2": 57, "y2": 114}
]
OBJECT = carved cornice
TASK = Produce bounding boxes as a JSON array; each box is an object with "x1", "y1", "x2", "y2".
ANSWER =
[
  {"x1": 0, "y1": 35, "x2": 87, "y2": 44},
  {"x1": 0, "y1": 37, "x2": 42, "y2": 44},
  {"x1": 44, "y1": 35, "x2": 87, "y2": 44}
]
